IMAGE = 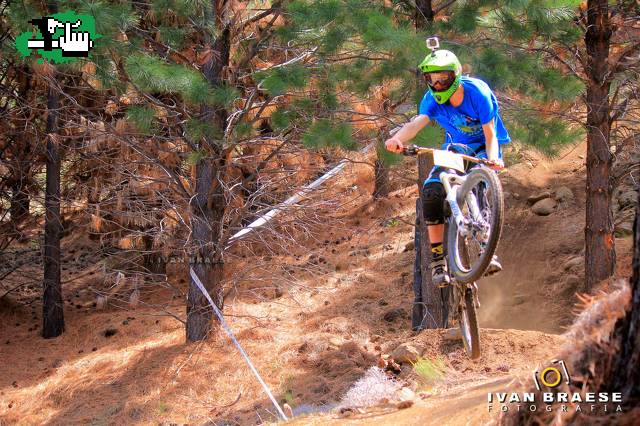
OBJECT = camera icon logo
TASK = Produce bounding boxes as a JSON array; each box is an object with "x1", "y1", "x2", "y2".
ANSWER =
[{"x1": 533, "y1": 359, "x2": 571, "y2": 391}]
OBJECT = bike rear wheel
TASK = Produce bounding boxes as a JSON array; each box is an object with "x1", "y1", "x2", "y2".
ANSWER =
[
  {"x1": 447, "y1": 167, "x2": 504, "y2": 284},
  {"x1": 441, "y1": 284, "x2": 454, "y2": 329},
  {"x1": 459, "y1": 287, "x2": 481, "y2": 359}
]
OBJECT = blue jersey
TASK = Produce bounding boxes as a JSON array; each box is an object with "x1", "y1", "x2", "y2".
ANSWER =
[{"x1": 419, "y1": 76, "x2": 510, "y2": 150}]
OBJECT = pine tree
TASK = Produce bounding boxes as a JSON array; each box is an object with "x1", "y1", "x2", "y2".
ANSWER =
[
  {"x1": 3, "y1": 1, "x2": 68, "y2": 338},
  {"x1": 42, "y1": 70, "x2": 65, "y2": 339}
]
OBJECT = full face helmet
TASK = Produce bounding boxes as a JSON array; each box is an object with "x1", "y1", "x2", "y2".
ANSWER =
[{"x1": 418, "y1": 39, "x2": 462, "y2": 104}]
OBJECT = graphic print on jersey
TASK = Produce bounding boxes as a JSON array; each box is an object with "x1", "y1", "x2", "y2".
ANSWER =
[{"x1": 449, "y1": 113, "x2": 482, "y2": 137}]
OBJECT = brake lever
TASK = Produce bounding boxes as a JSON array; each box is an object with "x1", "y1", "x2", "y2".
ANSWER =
[
  {"x1": 480, "y1": 159, "x2": 507, "y2": 173},
  {"x1": 402, "y1": 145, "x2": 418, "y2": 156}
]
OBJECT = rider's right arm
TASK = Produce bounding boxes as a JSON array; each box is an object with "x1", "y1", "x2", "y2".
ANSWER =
[{"x1": 385, "y1": 115, "x2": 430, "y2": 153}]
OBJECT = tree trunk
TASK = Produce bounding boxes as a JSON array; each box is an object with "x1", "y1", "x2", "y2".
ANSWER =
[
  {"x1": 584, "y1": 0, "x2": 615, "y2": 292},
  {"x1": 10, "y1": 180, "x2": 30, "y2": 224},
  {"x1": 373, "y1": 159, "x2": 389, "y2": 199},
  {"x1": 186, "y1": 1, "x2": 230, "y2": 342},
  {"x1": 143, "y1": 234, "x2": 166, "y2": 277},
  {"x1": 415, "y1": 153, "x2": 444, "y2": 328},
  {"x1": 606, "y1": 192, "x2": 640, "y2": 403},
  {"x1": 43, "y1": 75, "x2": 64, "y2": 339},
  {"x1": 413, "y1": 1, "x2": 433, "y2": 105},
  {"x1": 186, "y1": 149, "x2": 226, "y2": 341},
  {"x1": 414, "y1": 0, "x2": 434, "y2": 28}
]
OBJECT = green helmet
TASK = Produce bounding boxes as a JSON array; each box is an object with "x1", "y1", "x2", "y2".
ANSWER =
[{"x1": 418, "y1": 49, "x2": 462, "y2": 104}]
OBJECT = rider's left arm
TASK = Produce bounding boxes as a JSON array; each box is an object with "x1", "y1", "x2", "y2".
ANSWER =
[{"x1": 482, "y1": 120, "x2": 504, "y2": 169}]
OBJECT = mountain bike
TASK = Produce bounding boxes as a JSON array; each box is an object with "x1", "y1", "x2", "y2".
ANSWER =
[{"x1": 404, "y1": 144, "x2": 504, "y2": 359}]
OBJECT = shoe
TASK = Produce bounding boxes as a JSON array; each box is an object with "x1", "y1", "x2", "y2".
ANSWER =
[
  {"x1": 484, "y1": 255, "x2": 502, "y2": 277},
  {"x1": 431, "y1": 256, "x2": 451, "y2": 287}
]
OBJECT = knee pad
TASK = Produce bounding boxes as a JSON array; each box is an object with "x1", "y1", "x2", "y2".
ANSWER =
[{"x1": 422, "y1": 183, "x2": 445, "y2": 225}]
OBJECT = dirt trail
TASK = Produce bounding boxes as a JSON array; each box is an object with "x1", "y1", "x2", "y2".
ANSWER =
[
  {"x1": 287, "y1": 327, "x2": 565, "y2": 426},
  {"x1": 479, "y1": 143, "x2": 589, "y2": 333},
  {"x1": 0, "y1": 142, "x2": 634, "y2": 425},
  {"x1": 293, "y1": 378, "x2": 514, "y2": 426}
]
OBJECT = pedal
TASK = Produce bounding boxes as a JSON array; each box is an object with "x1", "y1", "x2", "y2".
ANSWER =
[{"x1": 435, "y1": 275, "x2": 452, "y2": 288}]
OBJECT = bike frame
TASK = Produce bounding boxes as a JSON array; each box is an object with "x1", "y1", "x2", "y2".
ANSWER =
[{"x1": 439, "y1": 171, "x2": 489, "y2": 242}]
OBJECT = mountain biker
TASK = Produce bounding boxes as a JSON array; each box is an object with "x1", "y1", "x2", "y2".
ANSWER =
[{"x1": 385, "y1": 47, "x2": 510, "y2": 287}]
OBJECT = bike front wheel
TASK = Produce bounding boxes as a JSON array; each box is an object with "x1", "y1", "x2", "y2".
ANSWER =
[{"x1": 447, "y1": 166, "x2": 504, "y2": 284}]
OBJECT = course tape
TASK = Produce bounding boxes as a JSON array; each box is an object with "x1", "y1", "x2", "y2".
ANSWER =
[
  {"x1": 189, "y1": 267, "x2": 288, "y2": 421},
  {"x1": 227, "y1": 143, "x2": 375, "y2": 247}
]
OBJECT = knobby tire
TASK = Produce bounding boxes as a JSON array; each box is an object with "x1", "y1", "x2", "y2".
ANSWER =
[
  {"x1": 447, "y1": 167, "x2": 504, "y2": 284},
  {"x1": 460, "y1": 288, "x2": 481, "y2": 359}
]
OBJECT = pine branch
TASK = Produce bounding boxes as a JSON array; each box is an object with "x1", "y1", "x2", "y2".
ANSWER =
[
  {"x1": 239, "y1": 1, "x2": 283, "y2": 31},
  {"x1": 612, "y1": 42, "x2": 640, "y2": 74},
  {"x1": 241, "y1": 136, "x2": 293, "y2": 186},
  {"x1": 556, "y1": 39, "x2": 589, "y2": 77},
  {"x1": 532, "y1": 46, "x2": 585, "y2": 81},
  {"x1": 236, "y1": 9, "x2": 282, "y2": 72},
  {"x1": 224, "y1": 87, "x2": 259, "y2": 139},
  {"x1": 611, "y1": 86, "x2": 639, "y2": 123},
  {"x1": 128, "y1": 26, "x2": 195, "y2": 68},
  {"x1": 609, "y1": 84, "x2": 623, "y2": 123},
  {"x1": 248, "y1": 95, "x2": 283, "y2": 127},
  {"x1": 46, "y1": 75, "x2": 193, "y2": 200},
  {"x1": 327, "y1": 54, "x2": 392, "y2": 62},
  {"x1": 243, "y1": 47, "x2": 319, "y2": 79},
  {"x1": 434, "y1": 0, "x2": 457, "y2": 16}
]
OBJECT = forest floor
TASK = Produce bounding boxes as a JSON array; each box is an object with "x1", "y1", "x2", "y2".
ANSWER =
[{"x1": 0, "y1": 141, "x2": 634, "y2": 425}]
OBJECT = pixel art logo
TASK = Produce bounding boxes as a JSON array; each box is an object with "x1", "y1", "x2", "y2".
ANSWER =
[{"x1": 16, "y1": 11, "x2": 99, "y2": 63}]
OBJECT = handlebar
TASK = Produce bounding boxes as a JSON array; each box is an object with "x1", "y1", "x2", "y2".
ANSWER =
[{"x1": 401, "y1": 144, "x2": 499, "y2": 167}]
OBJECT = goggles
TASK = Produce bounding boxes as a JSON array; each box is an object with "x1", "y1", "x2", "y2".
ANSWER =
[{"x1": 423, "y1": 71, "x2": 456, "y2": 89}]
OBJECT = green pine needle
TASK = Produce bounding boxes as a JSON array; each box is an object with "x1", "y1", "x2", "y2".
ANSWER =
[
  {"x1": 270, "y1": 109, "x2": 293, "y2": 130},
  {"x1": 258, "y1": 64, "x2": 309, "y2": 96},
  {"x1": 302, "y1": 120, "x2": 357, "y2": 150},
  {"x1": 185, "y1": 118, "x2": 222, "y2": 142},
  {"x1": 125, "y1": 54, "x2": 218, "y2": 105},
  {"x1": 507, "y1": 109, "x2": 583, "y2": 156},
  {"x1": 158, "y1": 26, "x2": 187, "y2": 50},
  {"x1": 126, "y1": 105, "x2": 156, "y2": 134},
  {"x1": 210, "y1": 85, "x2": 240, "y2": 109}
]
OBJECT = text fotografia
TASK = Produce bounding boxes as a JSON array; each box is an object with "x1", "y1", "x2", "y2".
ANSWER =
[{"x1": 487, "y1": 392, "x2": 623, "y2": 413}]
